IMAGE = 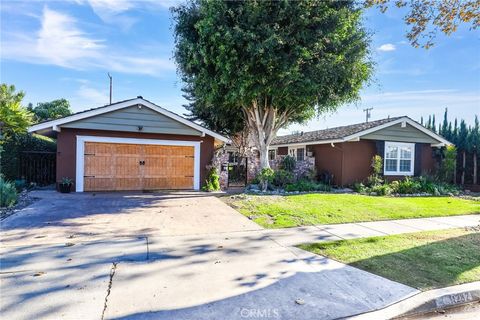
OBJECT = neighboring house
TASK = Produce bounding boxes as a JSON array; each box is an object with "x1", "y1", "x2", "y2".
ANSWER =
[
  {"x1": 28, "y1": 97, "x2": 228, "y2": 192},
  {"x1": 268, "y1": 116, "x2": 451, "y2": 186}
]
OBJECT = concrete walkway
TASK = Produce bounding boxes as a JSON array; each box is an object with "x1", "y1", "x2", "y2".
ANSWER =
[{"x1": 264, "y1": 214, "x2": 480, "y2": 246}]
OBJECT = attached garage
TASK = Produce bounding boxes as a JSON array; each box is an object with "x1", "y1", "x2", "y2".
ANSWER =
[{"x1": 28, "y1": 97, "x2": 228, "y2": 192}]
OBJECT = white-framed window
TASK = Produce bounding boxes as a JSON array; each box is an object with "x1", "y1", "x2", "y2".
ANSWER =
[
  {"x1": 268, "y1": 149, "x2": 277, "y2": 161},
  {"x1": 384, "y1": 141, "x2": 415, "y2": 176},
  {"x1": 288, "y1": 146, "x2": 305, "y2": 161}
]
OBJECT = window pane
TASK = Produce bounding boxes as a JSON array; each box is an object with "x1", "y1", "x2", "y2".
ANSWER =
[
  {"x1": 400, "y1": 147, "x2": 412, "y2": 159},
  {"x1": 385, "y1": 159, "x2": 397, "y2": 171},
  {"x1": 268, "y1": 150, "x2": 276, "y2": 161},
  {"x1": 297, "y1": 148, "x2": 305, "y2": 161},
  {"x1": 400, "y1": 160, "x2": 411, "y2": 172},
  {"x1": 386, "y1": 146, "x2": 398, "y2": 159}
]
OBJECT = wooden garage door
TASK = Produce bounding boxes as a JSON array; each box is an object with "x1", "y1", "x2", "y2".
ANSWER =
[{"x1": 84, "y1": 142, "x2": 194, "y2": 191}]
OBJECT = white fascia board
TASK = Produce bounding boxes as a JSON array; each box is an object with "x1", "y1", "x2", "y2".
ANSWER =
[
  {"x1": 29, "y1": 98, "x2": 229, "y2": 143},
  {"x1": 271, "y1": 117, "x2": 451, "y2": 148},
  {"x1": 342, "y1": 116, "x2": 452, "y2": 146},
  {"x1": 140, "y1": 100, "x2": 229, "y2": 142},
  {"x1": 271, "y1": 139, "x2": 344, "y2": 148}
]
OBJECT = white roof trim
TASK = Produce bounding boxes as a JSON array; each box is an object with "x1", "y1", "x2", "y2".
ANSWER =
[
  {"x1": 342, "y1": 116, "x2": 451, "y2": 146},
  {"x1": 271, "y1": 117, "x2": 451, "y2": 147},
  {"x1": 28, "y1": 98, "x2": 229, "y2": 143}
]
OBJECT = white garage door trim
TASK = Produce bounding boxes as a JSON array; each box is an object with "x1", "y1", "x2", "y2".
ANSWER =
[{"x1": 75, "y1": 135, "x2": 201, "y2": 192}]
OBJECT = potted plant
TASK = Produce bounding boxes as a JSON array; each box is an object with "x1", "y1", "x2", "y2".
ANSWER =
[{"x1": 59, "y1": 177, "x2": 73, "y2": 193}]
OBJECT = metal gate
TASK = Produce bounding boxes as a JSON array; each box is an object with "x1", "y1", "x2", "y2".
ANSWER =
[
  {"x1": 19, "y1": 151, "x2": 56, "y2": 186},
  {"x1": 228, "y1": 155, "x2": 247, "y2": 187}
]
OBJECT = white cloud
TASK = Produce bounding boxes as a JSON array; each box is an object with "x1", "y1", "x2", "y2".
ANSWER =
[
  {"x1": 1, "y1": 7, "x2": 175, "y2": 76},
  {"x1": 76, "y1": 84, "x2": 110, "y2": 107},
  {"x1": 280, "y1": 88, "x2": 479, "y2": 134},
  {"x1": 377, "y1": 43, "x2": 396, "y2": 52},
  {"x1": 73, "y1": 0, "x2": 182, "y2": 27},
  {"x1": 37, "y1": 7, "x2": 105, "y2": 67}
]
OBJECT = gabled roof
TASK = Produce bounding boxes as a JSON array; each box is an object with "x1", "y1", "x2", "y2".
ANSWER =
[
  {"x1": 271, "y1": 116, "x2": 451, "y2": 147},
  {"x1": 28, "y1": 97, "x2": 229, "y2": 143}
]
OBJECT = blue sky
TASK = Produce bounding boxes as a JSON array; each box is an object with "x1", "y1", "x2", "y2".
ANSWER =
[{"x1": 1, "y1": 1, "x2": 479, "y2": 134}]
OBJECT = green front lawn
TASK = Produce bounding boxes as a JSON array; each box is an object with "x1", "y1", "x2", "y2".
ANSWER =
[
  {"x1": 299, "y1": 228, "x2": 480, "y2": 290},
  {"x1": 226, "y1": 194, "x2": 480, "y2": 228}
]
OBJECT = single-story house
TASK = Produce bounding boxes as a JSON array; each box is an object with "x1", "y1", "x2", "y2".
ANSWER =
[
  {"x1": 268, "y1": 116, "x2": 451, "y2": 186},
  {"x1": 28, "y1": 97, "x2": 228, "y2": 192}
]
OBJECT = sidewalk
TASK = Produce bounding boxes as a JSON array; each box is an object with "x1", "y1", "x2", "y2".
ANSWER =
[{"x1": 264, "y1": 214, "x2": 480, "y2": 246}]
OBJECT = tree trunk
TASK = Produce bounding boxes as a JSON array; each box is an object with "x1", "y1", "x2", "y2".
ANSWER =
[
  {"x1": 243, "y1": 99, "x2": 290, "y2": 171},
  {"x1": 453, "y1": 158, "x2": 457, "y2": 184},
  {"x1": 461, "y1": 150, "x2": 466, "y2": 185},
  {"x1": 474, "y1": 151, "x2": 477, "y2": 185}
]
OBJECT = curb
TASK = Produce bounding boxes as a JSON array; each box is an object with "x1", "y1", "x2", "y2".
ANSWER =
[{"x1": 346, "y1": 281, "x2": 480, "y2": 320}]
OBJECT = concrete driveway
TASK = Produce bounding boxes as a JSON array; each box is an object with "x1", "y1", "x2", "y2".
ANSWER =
[
  {"x1": 1, "y1": 190, "x2": 262, "y2": 245},
  {"x1": 1, "y1": 191, "x2": 417, "y2": 320}
]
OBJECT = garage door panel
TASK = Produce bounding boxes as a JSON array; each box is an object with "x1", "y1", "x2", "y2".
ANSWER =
[
  {"x1": 143, "y1": 178, "x2": 169, "y2": 189},
  {"x1": 114, "y1": 157, "x2": 141, "y2": 177},
  {"x1": 171, "y1": 177, "x2": 194, "y2": 189},
  {"x1": 85, "y1": 156, "x2": 113, "y2": 176},
  {"x1": 84, "y1": 142, "x2": 195, "y2": 191},
  {"x1": 114, "y1": 178, "x2": 142, "y2": 191},
  {"x1": 143, "y1": 157, "x2": 168, "y2": 176},
  {"x1": 84, "y1": 177, "x2": 114, "y2": 191}
]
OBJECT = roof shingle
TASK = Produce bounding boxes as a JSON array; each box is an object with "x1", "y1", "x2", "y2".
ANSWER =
[{"x1": 271, "y1": 117, "x2": 403, "y2": 145}]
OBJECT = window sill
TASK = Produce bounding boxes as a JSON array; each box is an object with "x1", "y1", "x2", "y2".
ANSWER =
[{"x1": 384, "y1": 171, "x2": 414, "y2": 176}]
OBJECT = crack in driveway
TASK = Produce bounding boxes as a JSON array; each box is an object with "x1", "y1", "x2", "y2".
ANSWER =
[{"x1": 101, "y1": 262, "x2": 117, "y2": 320}]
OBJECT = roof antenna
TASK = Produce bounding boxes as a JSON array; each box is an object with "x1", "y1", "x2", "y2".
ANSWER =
[
  {"x1": 363, "y1": 107, "x2": 373, "y2": 123},
  {"x1": 107, "y1": 72, "x2": 112, "y2": 105}
]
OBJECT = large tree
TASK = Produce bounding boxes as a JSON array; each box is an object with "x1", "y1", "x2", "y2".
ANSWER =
[
  {"x1": 28, "y1": 98, "x2": 72, "y2": 123},
  {"x1": 0, "y1": 84, "x2": 32, "y2": 138},
  {"x1": 365, "y1": 0, "x2": 480, "y2": 49},
  {"x1": 173, "y1": 0, "x2": 372, "y2": 168}
]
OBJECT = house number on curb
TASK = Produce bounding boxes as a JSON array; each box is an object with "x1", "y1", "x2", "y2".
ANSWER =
[{"x1": 436, "y1": 292, "x2": 474, "y2": 308}]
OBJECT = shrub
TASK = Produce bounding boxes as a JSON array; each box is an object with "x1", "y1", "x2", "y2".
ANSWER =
[
  {"x1": 366, "y1": 155, "x2": 384, "y2": 186},
  {"x1": 202, "y1": 167, "x2": 221, "y2": 192},
  {"x1": 394, "y1": 177, "x2": 421, "y2": 194},
  {"x1": 281, "y1": 155, "x2": 296, "y2": 172},
  {"x1": 257, "y1": 168, "x2": 275, "y2": 191},
  {"x1": 285, "y1": 180, "x2": 331, "y2": 192},
  {"x1": 355, "y1": 175, "x2": 458, "y2": 196},
  {"x1": 353, "y1": 182, "x2": 367, "y2": 193},
  {"x1": 0, "y1": 177, "x2": 18, "y2": 208},
  {"x1": 438, "y1": 145, "x2": 457, "y2": 183},
  {"x1": 370, "y1": 184, "x2": 392, "y2": 196},
  {"x1": 0, "y1": 133, "x2": 56, "y2": 181},
  {"x1": 301, "y1": 167, "x2": 317, "y2": 182},
  {"x1": 272, "y1": 170, "x2": 294, "y2": 188}
]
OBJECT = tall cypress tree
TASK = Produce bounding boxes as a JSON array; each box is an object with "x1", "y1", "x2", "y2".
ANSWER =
[
  {"x1": 447, "y1": 122, "x2": 453, "y2": 142},
  {"x1": 427, "y1": 115, "x2": 432, "y2": 130},
  {"x1": 468, "y1": 116, "x2": 479, "y2": 184},
  {"x1": 441, "y1": 108, "x2": 449, "y2": 138},
  {"x1": 432, "y1": 114, "x2": 436, "y2": 133},
  {"x1": 452, "y1": 118, "x2": 458, "y2": 145},
  {"x1": 457, "y1": 120, "x2": 469, "y2": 185}
]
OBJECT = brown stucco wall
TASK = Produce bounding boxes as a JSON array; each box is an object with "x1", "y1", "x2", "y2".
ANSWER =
[
  {"x1": 277, "y1": 146, "x2": 288, "y2": 156},
  {"x1": 308, "y1": 140, "x2": 436, "y2": 186},
  {"x1": 309, "y1": 144, "x2": 344, "y2": 185},
  {"x1": 342, "y1": 140, "x2": 377, "y2": 186},
  {"x1": 419, "y1": 144, "x2": 435, "y2": 175},
  {"x1": 56, "y1": 128, "x2": 215, "y2": 190}
]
